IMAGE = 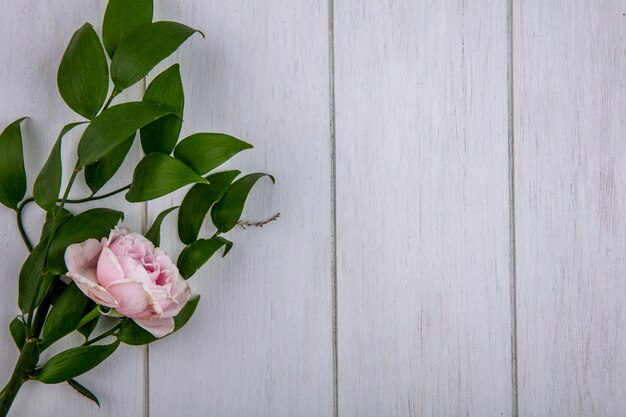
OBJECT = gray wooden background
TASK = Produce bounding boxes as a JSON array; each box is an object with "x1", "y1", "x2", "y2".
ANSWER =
[{"x1": 0, "y1": 1, "x2": 624, "y2": 416}]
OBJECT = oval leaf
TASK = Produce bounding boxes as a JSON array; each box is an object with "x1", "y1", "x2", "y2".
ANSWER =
[
  {"x1": 141, "y1": 64, "x2": 184, "y2": 154},
  {"x1": 47, "y1": 208, "x2": 124, "y2": 274},
  {"x1": 34, "y1": 123, "x2": 85, "y2": 211},
  {"x1": 177, "y1": 237, "x2": 232, "y2": 279},
  {"x1": 111, "y1": 21, "x2": 201, "y2": 91},
  {"x1": 103, "y1": 0, "x2": 153, "y2": 58},
  {"x1": 77, "y1": 303, "x2": 100, "y2": 340},
  {"x1": 41, "y1": 283, "x2": 88, "y2": 350},
  {"x1": 9, "y1": 317, "x2": 26, "y2": 350},
  {"x1": 211, "y1": 173, "x2": 275, "y2": 233},
  {"x1": 178, "y1": 170, "x2": 240, "y2": 244},
  {"x1": 0, "y1": 118, "x2": 27, "y2": 209},
  {"x1": 36, "y1": 341, "x2": 120, "y2": 384},
  {"x1": 41, "y1": 208, "x2": 73, "y2": 242},
  {"x1": 57, "y1": 24, "x2": 109, "y2": 119},
  {"x1": 145, "y1": 206, "x2": 178, "y2": 246},
  {"x1": 126, "y1": 153, "x2": 208, "y2": 202},
  {"x1": 77, "y1": 102, "x2": 174, "y2": 167},
  {"x1": 116, "y1": 319, "x2": 155, "y2": 346},
  {"x1": 84, "y1": 134, "x2": 134, "y2": 194},
  {"x1": 117, "y1": 295, "x2": 200, "y2": 345},
  {"x1": 18, "y1": 240, "x2": 49, "y2": 314},
  {"x1": 174, "y1": 133, "x2": 252, "y2": 175}
]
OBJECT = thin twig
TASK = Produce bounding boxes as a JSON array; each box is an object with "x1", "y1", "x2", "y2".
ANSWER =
[
  {"x1": 237, "y1": 213, "x2": 281, "y2": 229},
  {"x1": 15, "y1": 198, "x2": 35, "y2": 252}
]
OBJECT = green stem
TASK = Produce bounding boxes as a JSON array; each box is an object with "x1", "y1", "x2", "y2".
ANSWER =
[
  {"x1": 84, "y1": 323, "x2": 121, "y2": 346},
  {"x1": 30, "y1": 286, "x2": 56, "y2": 339},
  {"x1": 15, "y1": 198, "x2": 35, "y2": 252},
  {"x1": 26, "y1": 165, "x2": 81, "y2": 335},
  {"x1": 65, "y1": 184, "x2": 131, "y2": 204},
  {"x1": 101, "y1": 89, "x2": 118, "y2": 113},
  {"x1": 0, "y1": 339, "x2": 39, "y2": 417}
]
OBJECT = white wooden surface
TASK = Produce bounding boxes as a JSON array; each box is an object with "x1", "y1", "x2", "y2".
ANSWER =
[
  {"x1": 0, "y1": 1, "x2": 624, "y2": 416},
  {"x1": 514, "y1": 1, "x2": 626, "y2": 416},
  {"x1": 334, "y1": 1, "x2": 513, "y2": 416}
]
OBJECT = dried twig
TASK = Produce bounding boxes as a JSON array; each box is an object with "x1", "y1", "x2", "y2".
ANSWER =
[{"x1": 238, "y1": 213, "x2": 281, "y2": 229}]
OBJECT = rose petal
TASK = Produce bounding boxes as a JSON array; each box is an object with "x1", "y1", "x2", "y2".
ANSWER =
[
  {"x1": 67, "y1": 272, "x2": 119, "y2": 308},
  {"x1": 106, "y1": 280, "x2": 152, "y2": 318},
  {"x1": 116, "y1": 255, "x2": 151, "y2": 284},
  {"x1": 96, "y1": 247, "x2": 125, "y2": 286},
  {"x1": 65, "y1": 239, "x2": 102, "y2": 274},
  {"x1": 133, "y1": 317, "x2": 175, "y2": 338},
  {"x1": 161, "y1": 285, "x2": 192, "y2": 318}
]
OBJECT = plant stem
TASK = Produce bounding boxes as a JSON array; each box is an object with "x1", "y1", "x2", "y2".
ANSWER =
[
  {"x1": 101, "y1": 89, "x2": 118, "y2": 113},
  {"x1": 65, "y1": 184, "x2": 131, "y2": 204},
  {"x1": 26, "y1": 165, "x2": 81, "y2": 335},
  {"x1": 0, "y1": 339, "x2": 39, "y2": 417},
  {"x1": 84, "y1": 323, "x2": 121, "y2": 346},
  {"x1": 15, "y1": 198, "x2": 35, "y2": 252}
]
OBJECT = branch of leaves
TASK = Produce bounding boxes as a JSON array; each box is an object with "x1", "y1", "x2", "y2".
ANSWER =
[{"x1": 9, "y1": 282, "x2": 201, "y2": 406}]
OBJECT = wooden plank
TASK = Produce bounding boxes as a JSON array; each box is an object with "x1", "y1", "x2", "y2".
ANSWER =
[
  {"x1": 334, "y1": 1, "x2": 512, "y2": 415},
  {"x1": 146, "y1": 1, "x2": 334, "y2": 416},
  {"x1": 514, "y1": 2, "x2": 626, "y2": 415},
  {"x1": 0, "y1": 2, "x2": 144, "y2": 416}
]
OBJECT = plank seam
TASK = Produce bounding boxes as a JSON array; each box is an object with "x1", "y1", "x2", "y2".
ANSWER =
[
  {"x1": 139, "y1": 77, "x2": 150, "y2": 417},
  {"x1": 507, "y1": 0, "x2": 520, "y2": 416},
  {"x1": 327, "y1": 0, "x2": 339, "y2": 415}
]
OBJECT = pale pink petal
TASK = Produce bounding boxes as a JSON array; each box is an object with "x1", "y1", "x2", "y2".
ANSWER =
[
  {"x1": 161, "y1": 286, "x2": 192, "y2": 318},
  {"x1": 67, "y1": 272, "x2": 119, "y2": 308},
  {"x1": 106, "y1": 280, "x2": 152, "y2": 318},
  {"x1": 65, "y1": 239, "x2": 102, "y2": 274},
  {"x1": 115, "y1": 255, "x2": 150, "y2": 282},
  {"x1": 133, "y1": 317, "x2": 175, "y2": 338},
  {"x1": 96, "y1": 247, "x2": 125, "y2": 286}
]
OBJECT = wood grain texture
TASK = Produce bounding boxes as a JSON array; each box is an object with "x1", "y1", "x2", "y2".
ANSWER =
[
  {"x1": 334, "y1": 1, "x2": 513, "y2": 416},
  {"x1": 0, "y1": 1, "x2": 144, "y2": 416},
  {"x1": 514, "y1": 2, "x2": 626, "y2": 416},
  {"x1": 146, "y1": 1, "x2": 334, "y2": 416}
]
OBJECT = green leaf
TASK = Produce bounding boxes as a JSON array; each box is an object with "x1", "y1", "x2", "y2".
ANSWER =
[
  {"x1": 47, "y1": 208, "x2": 124, "y2": 274},
  {"x1": 67, "y1": 379, "x2": 100, "y2": 407},
  {"x1": 173, "y1": 294, "x2": 200, "y2": 330},
  {"x1": 77, "y1": 303, "x2": 100, "y2": 340},
  {"x1": 211, "y1": 173, "x2": 275, "y2": 233},
  {"x1": 77, "y1": 102, "x2": 175, "y2": 167},
  {"x1": 145, "y1": 206, "x2": 178, "y2": 246},
  {"x1": 57, "y1": 24, "x2": 109, "y2": 119},
  {"x1": 126, "y1": 153, "x2": 208, "y2": 202},
  {"x1": 35, "y1": 340, "x2": 120, "y2": 384},
  {"x1": 117, "y1": 295, "x2": 200, "y2": 345},
  {"x1": 111, "y1": 21, "x2": 202, "y2": 91},
  {"x1": 173, "y1": 133, "x2": 252, "y2": 175},
  {"x1": 116, "y1": 319, "x2": 155, "y2": 346},
  {"x1": 34, "y1": 123, "x2": 85, "y2": 211},
  {"x1": 177, "y1": 237, "x2": 232, "y2": 279},
  {"x1": 102, "y1": 0, "x2": 153, "y2": 58},
  {"x1": 41, "y1": 283, "x2": 88, "y2": 350},
  {"x1": 18, "y1": 240, "x2": 49, "y2": 314},
  {"x1": 41, "y1": 208, "x2": 73, "y2": 242},
  {"x1": 84, "y1": 134, "x2": 134, "y2": 194},
  {"x1": 9, "y1": 317, "x2": 26, "y2": 350},
  {"x1": 141, "y1": 64, "x2": 184, "y2": 154},
  {"x1": 178, "y1": 170, "x2": 240, "y2": 244},
  {"x1": 0, "y1": 118, "x2": 27, "y2": 209}
]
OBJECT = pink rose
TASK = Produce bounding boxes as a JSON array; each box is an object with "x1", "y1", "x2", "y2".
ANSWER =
[{"x1": 65, "y1": 227, "x2": 191, "y2": 338}]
